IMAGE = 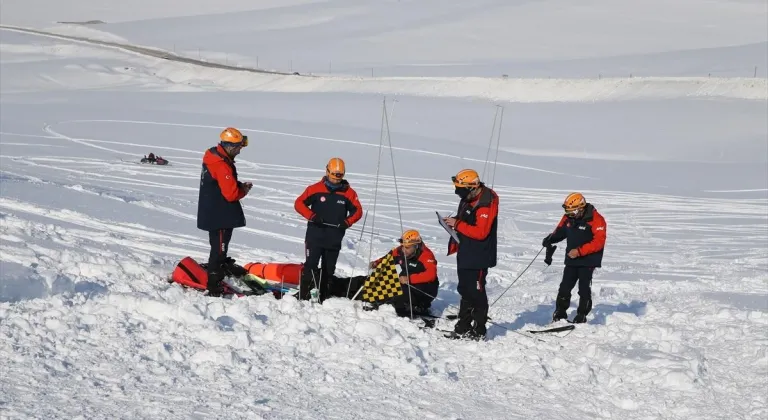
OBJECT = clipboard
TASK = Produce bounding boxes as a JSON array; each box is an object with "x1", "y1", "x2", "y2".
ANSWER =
[{"x1": 436, "y1": 211, "x2": 460, "y2": 244}]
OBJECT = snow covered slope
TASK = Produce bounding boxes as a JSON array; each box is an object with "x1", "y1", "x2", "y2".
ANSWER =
[{"x1": 1, "y1": 1, "x2": 767, "y2": 419}]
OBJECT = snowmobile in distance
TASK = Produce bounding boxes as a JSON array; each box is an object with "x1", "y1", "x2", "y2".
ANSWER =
[{"x1": 140, "y1": 153, "x2": 169, "y2": 165}]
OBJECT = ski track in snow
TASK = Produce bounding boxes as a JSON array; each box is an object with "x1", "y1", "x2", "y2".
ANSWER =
[{"x1": 1, "y1": 115, "x2": 767, "y2": 419}]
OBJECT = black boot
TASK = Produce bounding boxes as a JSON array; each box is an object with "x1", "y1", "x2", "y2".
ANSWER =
[
  {"x1": 453, "y1": 300, "x2": 473, "y2": 335},
  {"x1": 297, "y1": 268, "x2": 318, "y2": 300},
  {"x1": 207, "y1": 269, "x2": 225, "y2": 297},
  {"x1": 552, "y1": 295, "x2": 570, "y2": 322},
  {"x1": 470, "y1": 307, "x2": 488, "y2": 340},
  {"x1": 221, "y1": 257, "x2": 248, "y2": 277},
  {"x1": 573, "y1": 297, "x2": 592, "y2": 323}
]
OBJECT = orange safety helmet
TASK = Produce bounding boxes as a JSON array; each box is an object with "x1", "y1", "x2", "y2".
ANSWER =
[
  {"x1": 399, "y1": 229, "x2": 423, "y2": 247},
  {"x1": 562, "y1": 192, "x2": 586, "y2": 216},
  {"x1": 452, "y1": 169, "x2": 480, "y2": 188},
  {"x1": 326, "y1": 157, "x2": 345, "y2": 182},
  {"x1": 220, "y1": 127, "x2": 248, "y2": 147}
]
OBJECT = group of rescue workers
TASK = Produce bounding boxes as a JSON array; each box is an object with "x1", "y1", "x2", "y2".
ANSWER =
[{"x1": 196, "y1": 127, "x2": 607, "y2": 340}]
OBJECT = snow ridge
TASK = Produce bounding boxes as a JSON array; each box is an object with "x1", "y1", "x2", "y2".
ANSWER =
[{"x1": 1, "y1": 24, "x2": 765, "y2": 102}]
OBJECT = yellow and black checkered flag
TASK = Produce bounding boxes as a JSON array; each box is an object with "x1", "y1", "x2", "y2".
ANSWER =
[{"x1": 362, "y1": 251, "x2": 403, "y2": 303}]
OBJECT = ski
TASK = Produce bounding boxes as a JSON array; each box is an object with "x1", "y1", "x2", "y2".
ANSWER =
[
  {"x1": 527, "y1": 325, "x2": 575, "y2": 334},
  {"x1": 444, "y1": 314, "x2": 492, "y2": 322}
]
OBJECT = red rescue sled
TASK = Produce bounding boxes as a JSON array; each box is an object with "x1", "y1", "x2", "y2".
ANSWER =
[
  {"x1": 169, "y1": 257, "x2": 303, "y2": 296},
  {"x1": 243, "y1": 262, "x2": 303, "y2": 289}
]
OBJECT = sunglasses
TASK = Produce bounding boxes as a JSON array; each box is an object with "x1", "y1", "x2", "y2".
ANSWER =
[
  {"x1": 228, "y1": 136, "x2": 248, "y2": 148},
  {"x1": 328, "y1": 171, "x2": 344, "y2": 178},
  {"x1": 562, "y1": 204, "x2": 581, "y2": 217},
  {"x1": 452, "y1": 176, "x2": 473, "y2": 187}
]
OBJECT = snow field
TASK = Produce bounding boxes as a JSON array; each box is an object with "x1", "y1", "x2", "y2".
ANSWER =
[{"x1": 1, "y1": 144, "x2": 766, "y2": 418}]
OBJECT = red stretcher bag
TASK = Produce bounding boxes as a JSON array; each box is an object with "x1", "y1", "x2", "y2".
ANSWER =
[
  {"x1": 171, "y1": 256, "x2": 209, "y2": 289},
  {"x1": 243, "y1": 262, "x2": 302, "y2": 287}
]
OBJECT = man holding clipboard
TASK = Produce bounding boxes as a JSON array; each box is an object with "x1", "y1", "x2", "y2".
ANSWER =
[{"x1": 440, "y1": 169, "x2": 499, "y2": 340}]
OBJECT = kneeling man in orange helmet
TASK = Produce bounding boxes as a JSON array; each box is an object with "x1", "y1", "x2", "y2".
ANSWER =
[
  {"x1": 442, "y1": 169, "x2": 499, "y2": 340},
  {"x1": 369, "y1": 229, "x2": 440, "y2": 315},
  {"x1": 542, "y1": 192, "x2": 607, "y2": 323},
  {"x1": 294, "y1": 157, "x2": 363, "y2": 302}
]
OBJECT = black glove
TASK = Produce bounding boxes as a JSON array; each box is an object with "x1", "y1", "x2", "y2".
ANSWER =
[
  {"x1": 311, "y1": 214, "x2": 325, "y2": 225},
  {"x1": 544, "y1": 245, "x2": 557, "y2": 266},
  {"x1": 542, "y1": 234, "x2": 552, "y2": 248}
]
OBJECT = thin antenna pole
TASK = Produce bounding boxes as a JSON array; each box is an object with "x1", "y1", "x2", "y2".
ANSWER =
[
  {"x1": 365, "y1": 100, "x2": 387, "y2": 280},
  {"x1": 382, "y1": 97, "x2": 413, "y2": 319},
  {"x1": 356, "y1": 99, "x2": 398, "y2": 306},
  {"x1": 482, "y1": 106, "x2": 500, "y2": 180},
  {"x1": 491, "y1": 106, "x2": 505, "y2": 189}
]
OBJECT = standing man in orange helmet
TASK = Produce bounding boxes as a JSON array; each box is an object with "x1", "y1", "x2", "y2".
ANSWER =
[
  {"x1": 197, "y1": 127, "x2": 253, "y2": 297},
  {"x1": 294, "y1": 157, "x2": 363, "y2": 302},
  {"x1": 542, "y1": 192, "x2": 607, "y2": 323},
  {"x1": 442, "y1": 169, "x2": 499, "y2": 340}
]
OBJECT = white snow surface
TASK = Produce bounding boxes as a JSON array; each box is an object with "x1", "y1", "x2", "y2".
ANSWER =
[{"x1": 1, "y1": 2, "x2": 767, "y2": 419}]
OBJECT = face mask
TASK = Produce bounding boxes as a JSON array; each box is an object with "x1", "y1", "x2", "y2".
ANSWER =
[{"x1": 455, "y1": 187, "x2": 472, "y2": 200}]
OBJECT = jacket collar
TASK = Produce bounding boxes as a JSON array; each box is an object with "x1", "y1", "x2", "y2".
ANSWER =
[
  {"x1": 322, "y1": 176, "x2": 349, "y2": 192},
  {"x1": 580, "y1": 203, "x2": 595, "y2": 221},
  {"x1": 464, "y1": 183, "x2": 489, "y2": 207},
  {"x1": 215, "y1": 144, "x2": 234, "y2": 162}
]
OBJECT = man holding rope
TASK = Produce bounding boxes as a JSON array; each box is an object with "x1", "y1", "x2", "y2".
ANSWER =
[
  {"x1": 443, "y1": 169, "x2": 499, "y2": 340},
  {"x1": 542, "y1": 192, "x2": 606, "y2": 324}
]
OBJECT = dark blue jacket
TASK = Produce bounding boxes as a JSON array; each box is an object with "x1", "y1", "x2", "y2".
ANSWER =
[
  {"x1": 448, "y1": 184, "x2": 499, "y2": 269},
  {"x1": 294, "y1": 177, "x2": 363, "y2": 249},
  {"x1": 547, "y1": 204, "x2": 607, "y2": 267},
  {"x1": 197, "y1": 145, "x2": 246, "y2": 231}
]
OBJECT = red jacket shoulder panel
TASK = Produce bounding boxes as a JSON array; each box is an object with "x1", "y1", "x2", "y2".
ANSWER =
[
  {"x1": 455, "y1": 188, "x2": 499, "y2": 241},
  {"x1": 409, "y1": 245, "x2": 438, "y2": 284},
  {"x1": 579, "y1": 209, "x2": 607, "y2": 255},
  {"x1": 203, "y1": 147, "x2": 242, "y2": 202},
  {"x1": 343, "y1": 185, "x2": 363, "y2": 226}
]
